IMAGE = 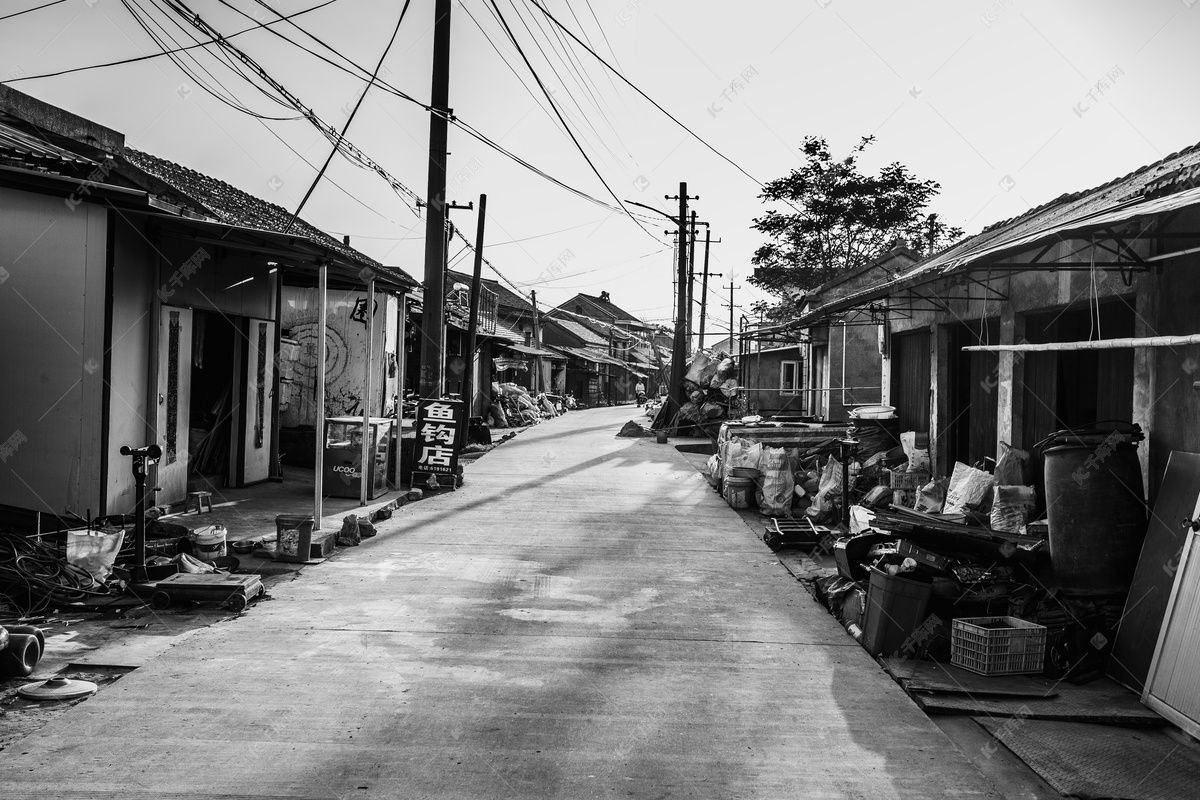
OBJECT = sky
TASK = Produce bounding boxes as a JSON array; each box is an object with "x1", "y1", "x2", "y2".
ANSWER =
[{"x1": 4, "y1": 0, "x2": 1200, "y2": 338}]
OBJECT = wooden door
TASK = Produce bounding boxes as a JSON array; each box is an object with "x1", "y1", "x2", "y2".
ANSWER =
[
  {"x1": 156, "y1": 305, "x2": 193, "y2": 505},
  {"x1": 1143, "y1": 498, "x2": 1200, "y2": 739}
]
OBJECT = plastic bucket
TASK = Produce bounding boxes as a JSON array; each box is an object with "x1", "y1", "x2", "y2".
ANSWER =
[
  {"x1": 723, "y1": 477, "x2": 754, "y2": 509},
  {"x1": 275, "y1": 514, "x2": 315, "y2": 563},
  {"x1": 862, "y1": 567, "x2": 933, "y2": 657},
  {"x1": 191, "y1": 525, "x2": 227, "y2": 563}
]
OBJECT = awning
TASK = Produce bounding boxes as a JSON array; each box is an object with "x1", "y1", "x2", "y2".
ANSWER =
[{"x1": 793, "y1": 185, "x2": 1200, "y2": 328}]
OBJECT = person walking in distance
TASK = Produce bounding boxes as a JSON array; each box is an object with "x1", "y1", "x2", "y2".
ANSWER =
[{"x1": 635, "y1": 379, "x2": 647, "y2": 407}]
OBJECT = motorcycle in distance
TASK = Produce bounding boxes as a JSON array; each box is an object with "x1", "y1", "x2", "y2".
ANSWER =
[{"x1": 634, "y1": 380, "x2": 647, "y2": 407}]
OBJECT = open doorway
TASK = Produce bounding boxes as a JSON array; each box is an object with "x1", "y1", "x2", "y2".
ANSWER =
[{"x1": 188, "y1": 310, "x2": 237, "y2": 487}]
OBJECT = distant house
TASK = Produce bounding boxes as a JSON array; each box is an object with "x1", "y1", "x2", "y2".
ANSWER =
[{"x1": 549, "y1": 291, "x2": 657, "y2": 401}]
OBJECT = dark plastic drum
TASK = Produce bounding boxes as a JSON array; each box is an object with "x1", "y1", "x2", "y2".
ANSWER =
[{"x1": 1042, "y1": 430, "x2": 1147, "y2": 597}]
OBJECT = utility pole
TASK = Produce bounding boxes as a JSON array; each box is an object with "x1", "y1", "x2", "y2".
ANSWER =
[
  {"x1": 460, "y1": 193, "x2": 487, "y2": 451},
  {"x1": 418, "y1": 0, "x2": 452, "y2": 399},
  {"x1": 666, "y1": 183, "x2": 696, "y2": 431},
  {"x1": 723, "y1": 281, "x2": 740, "y2": 355},
  {"x1": 697, "y1": 226, "x2": 721, "y2": 351},
  {"x1": 530, "y1": 289, "x2": 542, "y2": 394},
  {"x1": 686, "y1": 210, "x2": 697, "y2": 358}
]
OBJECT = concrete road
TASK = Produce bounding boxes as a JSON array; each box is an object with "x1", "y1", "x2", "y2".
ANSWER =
[{"x1": 0, "y1": 407, "x2": 1001, "y2": 799}]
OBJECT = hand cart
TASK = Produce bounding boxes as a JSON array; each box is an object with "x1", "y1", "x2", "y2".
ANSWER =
[{"x1": 150, "y1": 573, "x2": 265, "y2": 612}]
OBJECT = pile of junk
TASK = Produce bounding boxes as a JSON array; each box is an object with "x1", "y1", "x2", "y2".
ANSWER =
[{"x1": 709, "y1": 415, "x2": 1151, "y2": 683}]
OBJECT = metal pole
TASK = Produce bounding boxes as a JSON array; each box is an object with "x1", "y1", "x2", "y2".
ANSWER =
[
  {"x1": 360, "y1": 276, "x2": 375, "y2": 505},
  {"x1": 314, "y1": 261, "x2": 328, "y2": 529},
  {"x1": 462, "y1": 194, "x2": 487, "y2": 448},
  {"x1": 392, "y1": 291, "x2": 407, "y2": 490},
  {"x1": 418, "y1": 0, "x2": 452, "y2": 400}
]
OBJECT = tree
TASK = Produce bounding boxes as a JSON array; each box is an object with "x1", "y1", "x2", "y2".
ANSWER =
[{"x1": 749, "y1": 136, "x2": 961, "y2": 317}]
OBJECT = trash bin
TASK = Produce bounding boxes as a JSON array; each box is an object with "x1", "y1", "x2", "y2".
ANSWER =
[
  {"x1": 862, "y1": 567, "x2": 933, "y2": 657},
  {"x1": 274, "y1": 514, "x2": 314, "y2": 563}
]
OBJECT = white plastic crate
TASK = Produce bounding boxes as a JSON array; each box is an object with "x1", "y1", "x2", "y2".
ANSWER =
[{"x1": 951, "y1": 616, "x2": 1047, "y2": 676}]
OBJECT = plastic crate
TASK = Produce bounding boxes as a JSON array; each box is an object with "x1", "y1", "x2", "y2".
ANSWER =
[
  {"x1": 887, "y1": 469, "x2": 930, "y2": 490},
  {"x1": 951, "y1": 616, "x2": 1048, "y2": 676}
]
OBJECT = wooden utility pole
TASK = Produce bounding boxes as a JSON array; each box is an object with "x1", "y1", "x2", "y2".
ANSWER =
[
  {"x1": 530, "y1": 289, "x2": 542, "y2": 393},
  {"x1": 697, "y1": 226, "x2": 721, "y2": 351},
  {"x1": 686, "y1": 210, "x2": 697, "y2": 357},
  {"x1": 666, "y1": 184, "x2": 696, "y2": 430},
  {"x1": 461, "y1": 194, "x2": 487, "y2": 443},
  {"x1": 418, "y1": 0, "x2": 452, "y2": 399}
]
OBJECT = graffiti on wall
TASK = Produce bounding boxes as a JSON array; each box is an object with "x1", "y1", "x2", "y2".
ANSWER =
[{"x1": 280, "y1": 288, "x2": 387, "y2": 428}]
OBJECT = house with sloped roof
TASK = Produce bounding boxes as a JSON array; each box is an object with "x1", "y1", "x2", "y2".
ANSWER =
[{"x1": 0, "y1": 86, "x2": 413, "y2": 527}]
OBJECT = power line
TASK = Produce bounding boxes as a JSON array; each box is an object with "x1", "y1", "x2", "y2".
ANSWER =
[
  {"x1": 0, "y1": 0, "x2": 66, "y2": 23},
  {"x1": 487, "y1": 0, "x2": 654, "y2": 240},
  {"x1": 285, "y1": 0, "x2": 411, "y2": 231},
  {"x1": 0, "y1": 0, "x2": 337, "y2": 84},
  {"x1": 526, "y1": 0, "x2": 765, "y2": 188}
]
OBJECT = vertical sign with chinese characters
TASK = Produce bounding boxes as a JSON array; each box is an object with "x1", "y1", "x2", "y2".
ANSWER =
[{"x1": 414, "y1": 398, "x2": 464, "y2": 483}]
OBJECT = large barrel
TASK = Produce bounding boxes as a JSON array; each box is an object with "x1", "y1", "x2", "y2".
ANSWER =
[{"x1": 1042, "y1": 429, "x2": 1147, "y2": 597}]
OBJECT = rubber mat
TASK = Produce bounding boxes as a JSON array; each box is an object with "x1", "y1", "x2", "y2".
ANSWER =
[
  {"x1": 976, "y1": 718, "x2": 1200, "y2": 800},
  {"x1": 883, "y1": 657, "x2": 1059, "y2": 697}
]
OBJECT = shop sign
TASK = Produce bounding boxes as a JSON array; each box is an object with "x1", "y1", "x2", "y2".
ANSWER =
[{"x1": 414, "y1": 398, "x2": 464, "y2": 475}]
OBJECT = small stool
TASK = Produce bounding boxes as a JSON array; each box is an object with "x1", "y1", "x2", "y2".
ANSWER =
[{"x1": 187, "y1": 491, "x2": 213, "y2": 514}]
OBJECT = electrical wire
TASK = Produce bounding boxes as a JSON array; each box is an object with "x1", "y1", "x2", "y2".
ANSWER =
[
  {"x1": 525, "y1": 0, "x2": 765, "y2": 188},
  {"x1": 487, "y1": 0, "x2": 654, "y2": 240},
  {"x1": 0, "y1": 531, "x2": 110, "y2": 617},
  {"x1": 0, "y1": 0, "x2": 337, "y2": 84},
  {"x1": 0, "y1": 0, "x2": 66, "y2": 23},
  {"x1": 159, "y1": 0, "x2": 425, "y2": 213},
  {"x1": 285, "y1": 0, "x2": 411, "y2": 231}
]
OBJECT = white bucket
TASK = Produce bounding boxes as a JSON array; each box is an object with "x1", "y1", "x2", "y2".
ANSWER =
[{"x1": 191, "y1": 524, "x2": 227, "y2": 563}]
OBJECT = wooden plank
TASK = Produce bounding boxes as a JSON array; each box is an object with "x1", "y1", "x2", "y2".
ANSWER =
[
  {"x1": 1108, "y1": 451, "x2": 1200, "y2": 693},
  {"x1": 914, "y1": 676, "x2": 1165, "y2": 725}
]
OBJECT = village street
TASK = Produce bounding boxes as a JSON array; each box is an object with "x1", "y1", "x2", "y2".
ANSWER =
[{"x1": 0, "y1": 407, "x2": 1003, "y2": 799}]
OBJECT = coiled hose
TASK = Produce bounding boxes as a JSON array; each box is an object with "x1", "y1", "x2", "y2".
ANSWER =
[{"x1": 0, "y1": 530, "x2": 111, "y2": 617}]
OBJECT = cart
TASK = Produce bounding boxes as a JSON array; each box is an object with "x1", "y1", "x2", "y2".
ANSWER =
[{"x1": 150, "y1": 573, "x2": 265, "y2": 612}]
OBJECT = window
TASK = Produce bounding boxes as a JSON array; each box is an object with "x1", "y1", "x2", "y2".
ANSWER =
[{"x1": 780, "y1": 361, "x2": 800, "y2": 395}]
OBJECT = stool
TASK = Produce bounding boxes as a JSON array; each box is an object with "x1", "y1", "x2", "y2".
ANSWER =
[{"x1": 187, "y1": 491, "x2": 213, "y2": 514}]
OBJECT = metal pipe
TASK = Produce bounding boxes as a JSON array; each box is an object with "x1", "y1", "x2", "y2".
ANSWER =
[
  {"x1": 360, "y1": 276, "x2": 375, "y2": 506},
  {"x1": 314, "y1": 262, "x2": 328, "y2": 529}
]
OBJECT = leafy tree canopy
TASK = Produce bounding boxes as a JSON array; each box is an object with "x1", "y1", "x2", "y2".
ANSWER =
[{"x1": 749, "y1": 136, "x2": 961, "y2": 320}]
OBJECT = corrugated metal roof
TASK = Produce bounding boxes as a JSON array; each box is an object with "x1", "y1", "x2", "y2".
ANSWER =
[{"x1": 0, "y1": 122, "x2": 96, "y2": 168}]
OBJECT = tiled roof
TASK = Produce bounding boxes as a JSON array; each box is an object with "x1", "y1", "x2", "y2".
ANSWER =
[
  {"x1": 121, "y1": 148, "x2": 416, "y2": 285},
  {"x1": 549, "y1": 318, "x2": 608, "y2": 346},
  {"x1": 573, "y1": 292, "x2": 643, "y2": 322}
]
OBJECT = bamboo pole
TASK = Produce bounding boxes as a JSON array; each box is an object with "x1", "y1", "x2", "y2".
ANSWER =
[{"x1": 963, "y1": 334, "x2": 1200, "y2": 352}]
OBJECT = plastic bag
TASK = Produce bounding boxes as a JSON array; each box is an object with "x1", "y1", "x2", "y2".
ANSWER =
[
  {"x1": 724, "y1": 438, "x2": 762, "y2": 481},
  {"x1": 901, "y1": 431, "x2": 930, "y2": 474},
  {"x1": 993, "y1": 442, "x2": 1030, "y2": 486},
  {"x1": 990, "y1": 485, "x2": 1037, "y2": 532},
  {"x1": 756, "y1": 447, "x2": 795, "y2": 517},
  {"x1": 67, "y1": 529, "x2": 125, "y2": 581},
  {"x1": 944, "y1": 462, "x2": 995, "y2": 515},
  {"x1": 914, "y1": 477, "x2": 948, "y2": 514}
]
